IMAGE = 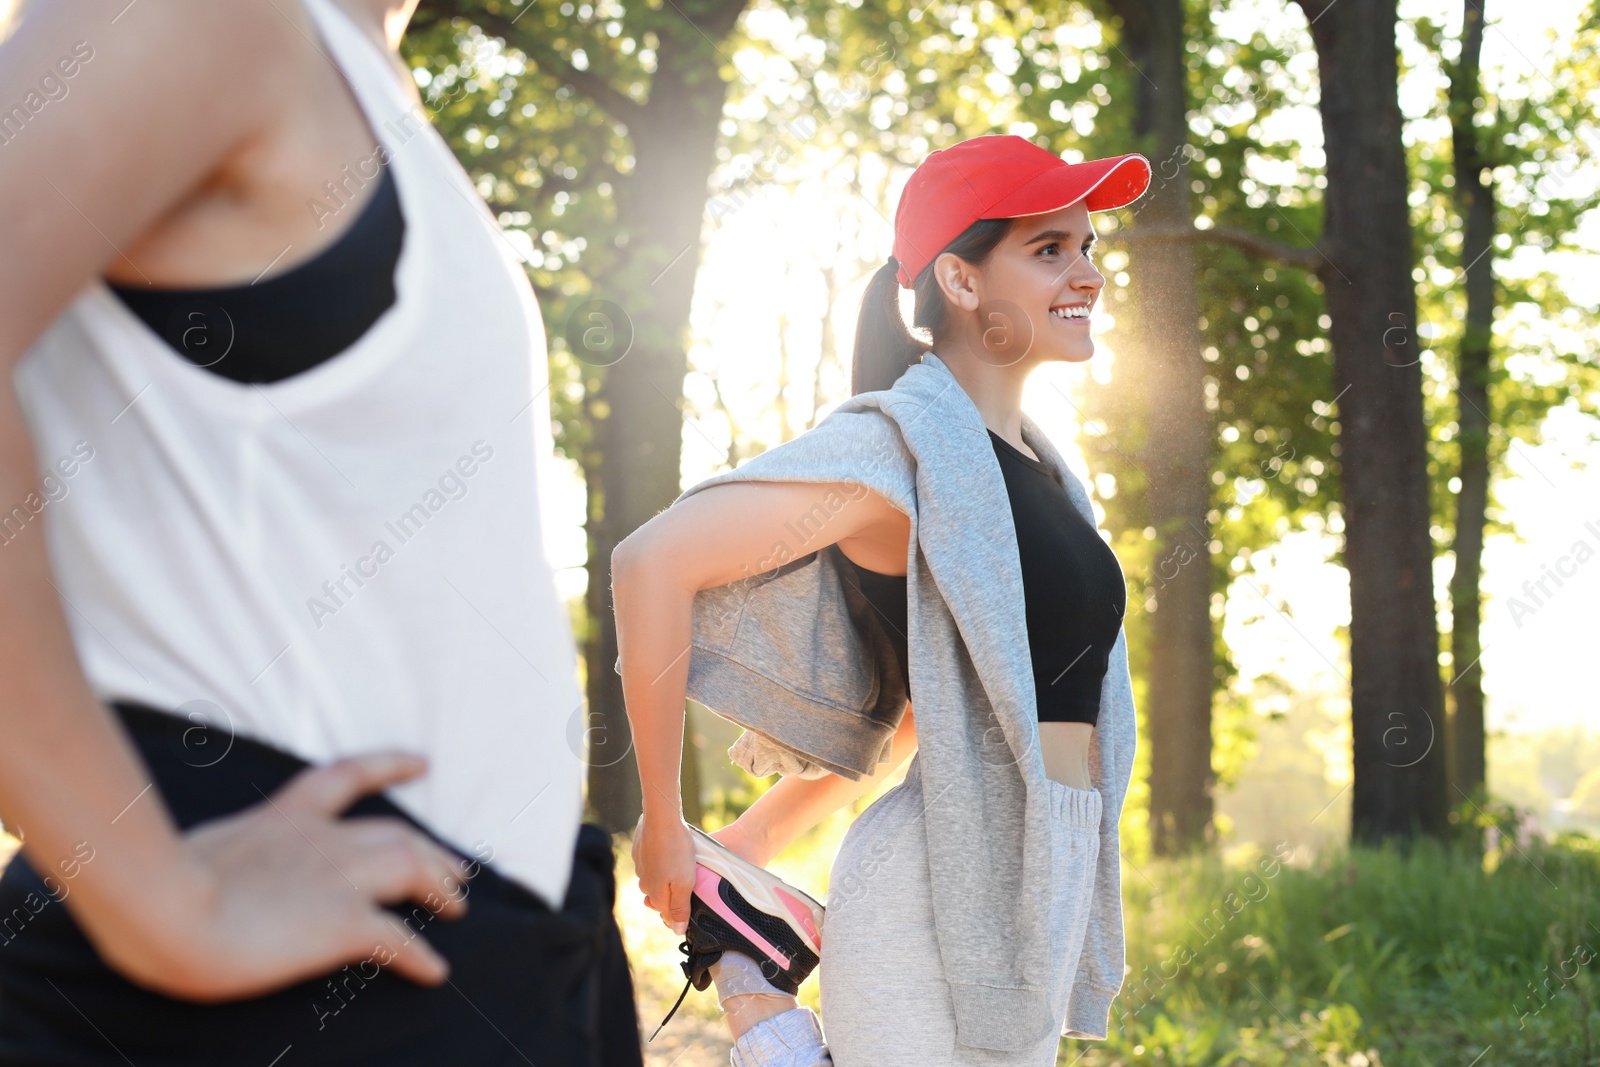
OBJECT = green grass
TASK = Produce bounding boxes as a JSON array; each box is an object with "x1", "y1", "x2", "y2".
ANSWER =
[
  {"x1": 1070, "y1": 828, "x2": 1600, "y2": 1066},
  {"x1": 616, "y1": 795, "x2": 1600, "y2": 1066}
]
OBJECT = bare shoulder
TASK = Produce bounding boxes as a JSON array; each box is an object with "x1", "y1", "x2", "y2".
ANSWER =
[
  {"x1": 18, "y1": 0, "x2": 306, "y2": 69},
  {"x1": 0, "y1": 0, "x2": 307, "y2": 366},
  {"x1": 616, "y1": 478, "x2": 907, "y2": 592}
]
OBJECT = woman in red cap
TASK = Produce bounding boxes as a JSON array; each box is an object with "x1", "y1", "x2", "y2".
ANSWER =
[{"x1": 619, "y1": 134, "x2": 1150, "y2": 1066}]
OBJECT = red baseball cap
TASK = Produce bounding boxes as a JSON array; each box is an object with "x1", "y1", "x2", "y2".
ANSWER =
[{"x1": 891, "y1": 135, "x2": 1152, "y2": 288}]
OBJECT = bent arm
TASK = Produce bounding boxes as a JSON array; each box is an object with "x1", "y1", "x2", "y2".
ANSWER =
[
  {"x1": 612, "y1": 477, "x2": 903, "y2": 933},
  {"x1": 0, "y1": 0, "x2": 295, "y2": 977},
  {"x1": 0, "y1": 1, "x2": 462, "y2": 997},
  {"x1": 730, "y1": 702, "x2": 916, "y2": 866},
  {"x1": 0, "y1": 389, "x2": 214, "y2": 973},
  {"x1": 0, "y1": 0, "x2": 289, "y2": 972},
  {"x1": 611, "y1": 477, "x2": 905, "y2": 821}
]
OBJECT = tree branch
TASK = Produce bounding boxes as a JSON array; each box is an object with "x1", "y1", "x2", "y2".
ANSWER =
[
  {"x1": 414, "y1": 1, "x2": 647, "y2": 127},
  {"x1": 696, "y1": 0, "x2": 752, "y2": 42},
  {"x1": 1107, "y1": 223, "x2": 1327, "y2": 273}
]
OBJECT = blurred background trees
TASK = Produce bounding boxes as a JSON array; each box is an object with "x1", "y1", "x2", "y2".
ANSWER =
[
  {"x1": 392, "y1": 0, "x2": 1600, "y2": 1059},
  {"x1": 398, "y1": 0, "x2": 1600, "y2": 854}
]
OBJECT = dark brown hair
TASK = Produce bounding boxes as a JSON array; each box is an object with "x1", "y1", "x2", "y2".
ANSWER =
[{"x1": 849, "y1": 217, "x2": 1015, "y2": 395}]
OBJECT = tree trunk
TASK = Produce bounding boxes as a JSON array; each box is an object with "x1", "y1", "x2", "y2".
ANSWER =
[
  {"x1": 1104, "y1": 0, "x2": 1217, "y2": 855},
  {"x1": 409, "y1": 0, "x2": 746, "y2": 834},
  {"x1": 1446, "y1": 0, "x2": 1493, "y2": 809},
  {"x1": 1295, "y1": 0, "x2": 1449, "y2": 844},
  {"x1": 580, "y1": 2, "x2": 749, "y2": 832}
]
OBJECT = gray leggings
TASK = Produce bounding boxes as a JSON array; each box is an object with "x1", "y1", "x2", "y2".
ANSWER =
[{"x1": 729, "y1": 753, "x2": 1103, "y2": 1067}]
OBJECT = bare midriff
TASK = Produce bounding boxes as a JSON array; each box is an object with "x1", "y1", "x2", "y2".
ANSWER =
[{"x1": 1039, "y1": 721, "x2": 1095, "y2": 790}]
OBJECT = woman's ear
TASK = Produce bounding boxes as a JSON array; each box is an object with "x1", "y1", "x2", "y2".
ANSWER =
[{"x1": 932, "y1": 252, "x2": 982, "y2": 312}]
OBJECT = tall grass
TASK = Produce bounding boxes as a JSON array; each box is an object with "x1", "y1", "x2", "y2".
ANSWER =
[
  {"x1": 1073, "y1": 829, "x2": 1600, "y2": 1066},
  {"x1": 616, "y1": 803, "x2": 1599, "y2": 1066}
]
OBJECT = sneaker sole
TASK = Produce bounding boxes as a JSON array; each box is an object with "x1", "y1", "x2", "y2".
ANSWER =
[{"x1": 685, "y1": 824, "x2": 825, "y2": 955}]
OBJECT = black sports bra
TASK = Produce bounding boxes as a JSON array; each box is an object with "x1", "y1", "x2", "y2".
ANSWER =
[
  {"x1": 840, "y1": 429, "x2": 1126, "y2": 726},
  {"x1": 107, "y1": 163, "x2": 405, "y2": 384}
]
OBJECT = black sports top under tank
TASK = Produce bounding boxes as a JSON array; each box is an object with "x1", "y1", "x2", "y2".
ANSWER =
[
  {"x1": 106, "y1": 163, "x2": 405, "y2": 384},
  {"x1": 840, "y1": 428, "x2": 1126, "y2": 725}
]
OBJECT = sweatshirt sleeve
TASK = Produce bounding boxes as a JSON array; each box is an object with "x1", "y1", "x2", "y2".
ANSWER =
[{"x1": 1062, "y1": 632, "x2": 1135, "y2": 1041}]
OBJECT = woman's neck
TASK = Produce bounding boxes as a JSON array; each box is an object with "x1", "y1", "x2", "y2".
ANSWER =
[{"x1": 932, "y1": 346, "x2": 1032, "y2": 449}]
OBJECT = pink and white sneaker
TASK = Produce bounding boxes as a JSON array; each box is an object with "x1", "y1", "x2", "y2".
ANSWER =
[{"x1": 648, "y1": 824, "x2": 826, "y2": 1041}]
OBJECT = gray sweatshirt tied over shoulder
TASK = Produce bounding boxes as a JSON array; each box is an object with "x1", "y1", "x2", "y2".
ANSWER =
[{"x1": 654, "y1": 350, "x2": 1136, "y2": 1047}]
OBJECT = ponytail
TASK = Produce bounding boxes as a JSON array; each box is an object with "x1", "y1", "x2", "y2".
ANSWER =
[
  {"x1": 850, "y1": 256, "x2": 928, "y2": 395},
  {"x1": 849, "y1": 219, "x2": 1017, "y2": 396}
]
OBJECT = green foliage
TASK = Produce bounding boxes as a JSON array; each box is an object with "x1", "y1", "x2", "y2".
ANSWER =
[
  {"x1": 1405, "y1": 6, "x2": 1600, "y2": 553},
  {"x1": 1083, "y1": 0, "x2": 1343, "y2": 534},
  {"x1": 1067, "y1": 0, "x2": 1343, "y2": 778},
  {"x1": 402, "y1": 0, "x2": 1600, "y2": 852},
  {"x1": 400, "y1": 1, "x2": 638, "y2": 470},
  {"x1": 1059, "y1": 832, "x2": 1600, "y2": 1065},
  {"x1": 700, "y1": 766, "x2": 767, "y2": 829}
]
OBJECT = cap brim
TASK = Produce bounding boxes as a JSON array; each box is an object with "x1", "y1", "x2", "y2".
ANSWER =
[{"x1": 986, "y1": 153, "x2": 1152, "y2": 218}]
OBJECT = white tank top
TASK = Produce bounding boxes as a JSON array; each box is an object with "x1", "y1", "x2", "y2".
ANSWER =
[{"x1": 11, "y1": 0, "x2": 585, "y2": 909}]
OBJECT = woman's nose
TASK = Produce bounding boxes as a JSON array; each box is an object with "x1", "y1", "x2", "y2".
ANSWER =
[{"x1": 1071, "y1": 259, "x2": 1104, "y2": 293}]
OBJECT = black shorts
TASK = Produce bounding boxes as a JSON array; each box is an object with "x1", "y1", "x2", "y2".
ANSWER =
[{"x1": 0, "y1": 701, "x2": 645, "y2": 1067}]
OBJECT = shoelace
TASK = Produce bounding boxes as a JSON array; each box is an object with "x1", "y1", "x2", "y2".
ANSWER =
[
  {"x1": 649, "y1": 936, "x2": 720, "y2": 1042},
  {"x1": 650, "y1": 960, "x2": 693, "y2": 1041}
]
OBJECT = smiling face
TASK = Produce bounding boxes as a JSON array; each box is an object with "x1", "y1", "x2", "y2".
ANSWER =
[{"x1": 930, "y1": 199, "x2": 1105, "y2": 367}]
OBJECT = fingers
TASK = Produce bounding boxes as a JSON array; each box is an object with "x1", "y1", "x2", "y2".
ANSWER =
[
  {"x1": 339, "y1": 824, "x2": 476, "y2": 989},
  {"x1": 272, "y1": 752, "x2": 429, "y2": 818},
  {"x1": 634, "y1": 815, "x2": 693, "y2": 935},
  {"x1": 640, "y1": 877, "x2": 687, "y2": 925},
  {"x1": 641, "y1": 886, "x2": 688, "y2": 934},
  {"x1": 355, "y1": 913, "x2": 451, "y2": 987},
  {"x1": 339, "y1": 817, "x2": 470, "y2": 920},
  {"x1": 666, "y1": 878, "x2": 690, "y2": 936}
]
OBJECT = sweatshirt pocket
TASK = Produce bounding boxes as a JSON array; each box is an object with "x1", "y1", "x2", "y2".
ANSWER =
[{"x1": 1044, "y1": 779, "x2": 1102, "y2": 1019}]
